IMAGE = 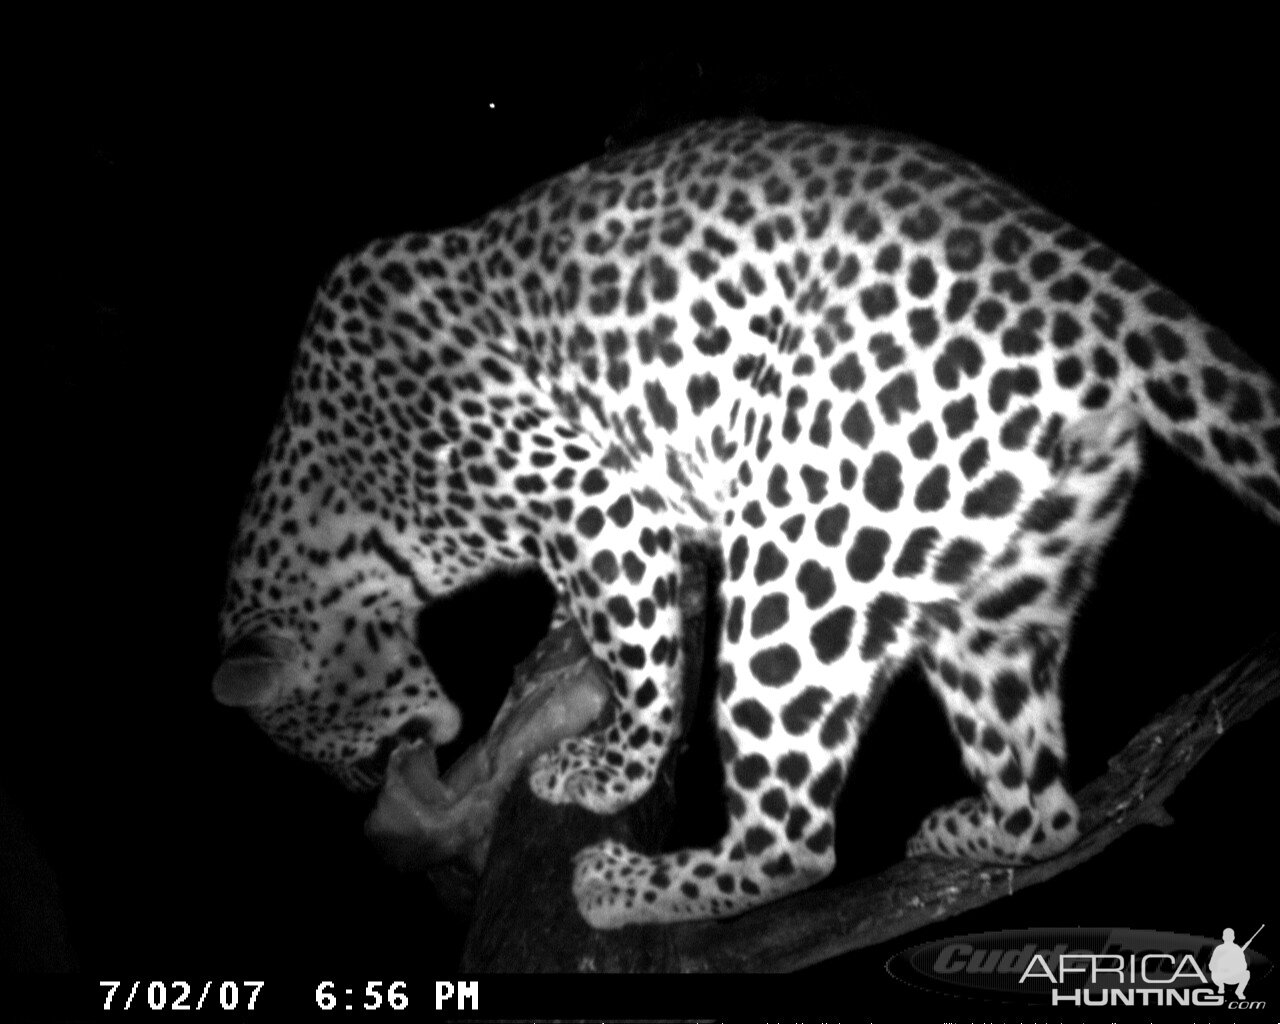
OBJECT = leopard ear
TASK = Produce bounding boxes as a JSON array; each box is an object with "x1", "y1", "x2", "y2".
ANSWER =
[{"x1": 212, "y1": 636, "x2": 297, "y2": 708}]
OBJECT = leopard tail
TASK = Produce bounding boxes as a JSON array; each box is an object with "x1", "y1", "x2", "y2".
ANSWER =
[{"x1": 1123, "y1": 304, "x2": 1280, "y2": 526}]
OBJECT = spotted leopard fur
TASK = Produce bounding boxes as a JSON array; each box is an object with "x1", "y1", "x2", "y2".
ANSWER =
[{"x1": 215, "y1": 120, "x2": 1280, "y2": 928}]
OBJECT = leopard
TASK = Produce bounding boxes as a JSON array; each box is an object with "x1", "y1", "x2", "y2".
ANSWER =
[{"x1": 214, "y1": 120, "x2": 1280, "y2": 929}]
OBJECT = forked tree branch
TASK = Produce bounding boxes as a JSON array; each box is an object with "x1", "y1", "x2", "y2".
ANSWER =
[{"x1": 441, "y1": 549, "x2": 1279, "y2": 971}]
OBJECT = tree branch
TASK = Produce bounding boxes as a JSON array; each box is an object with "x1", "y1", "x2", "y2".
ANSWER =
[
  {"x1": 375, "y1": 547, "x2": 1279, "y2": 971},
  {"x1": 658, "y1": 628, "x2": 1280, "y2": 972}
]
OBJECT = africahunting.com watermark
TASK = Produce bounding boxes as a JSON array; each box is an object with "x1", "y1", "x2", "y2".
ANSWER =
[{"x1": 886, "y1": 925, "x2": 1269, "y2": 1009}]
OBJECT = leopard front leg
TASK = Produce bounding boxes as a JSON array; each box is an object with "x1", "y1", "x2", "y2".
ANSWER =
[
  {"x1": 568, "y1": 516, "x2": 892, "y2": 927},
  {"x1": 526, "y1": 463, "x2": 684, "y2": 816}
]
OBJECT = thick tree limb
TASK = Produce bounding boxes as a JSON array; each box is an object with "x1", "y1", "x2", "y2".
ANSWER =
[
  {"x1": 658, "y1": 628, "x2": 1280, "y2": 972},
  {"x1": 461, "y1": 626, "x2": 1278, "y2": 971},
  {"x1": 378, "y1": 546, "x2": 1278, "y2": 971}
]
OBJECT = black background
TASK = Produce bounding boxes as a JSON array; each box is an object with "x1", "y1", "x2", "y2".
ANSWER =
[{"x1": 10, "y1": 27, "x2": 1279, "y2": 1018}]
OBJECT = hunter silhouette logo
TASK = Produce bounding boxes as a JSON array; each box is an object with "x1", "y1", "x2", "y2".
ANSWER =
[{"x1": 1211, "y1": 924, "x2": 1263, "y2": 999}]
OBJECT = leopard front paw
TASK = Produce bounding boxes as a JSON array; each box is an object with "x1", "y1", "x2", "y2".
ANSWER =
[
  {"x1": 528, "y1": 737, "x2": 650, "y2": 815},
  {"x1": 571, "y1": 838, "x2": 642, "y2": 929}
]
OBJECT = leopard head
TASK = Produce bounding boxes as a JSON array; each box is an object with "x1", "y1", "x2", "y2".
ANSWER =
[{"x1": 213, "y1": 409, "x2": 461, "y2": 791}]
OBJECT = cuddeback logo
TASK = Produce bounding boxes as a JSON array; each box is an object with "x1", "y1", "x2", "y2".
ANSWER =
[{"x1": 886, "y1": 925, "x2": 1270, "y2": 1009}]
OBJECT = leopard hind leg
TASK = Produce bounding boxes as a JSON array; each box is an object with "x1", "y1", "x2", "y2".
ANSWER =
[{"x1": 909, "y1": 405, "x2": 1143, "y2": 862}]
